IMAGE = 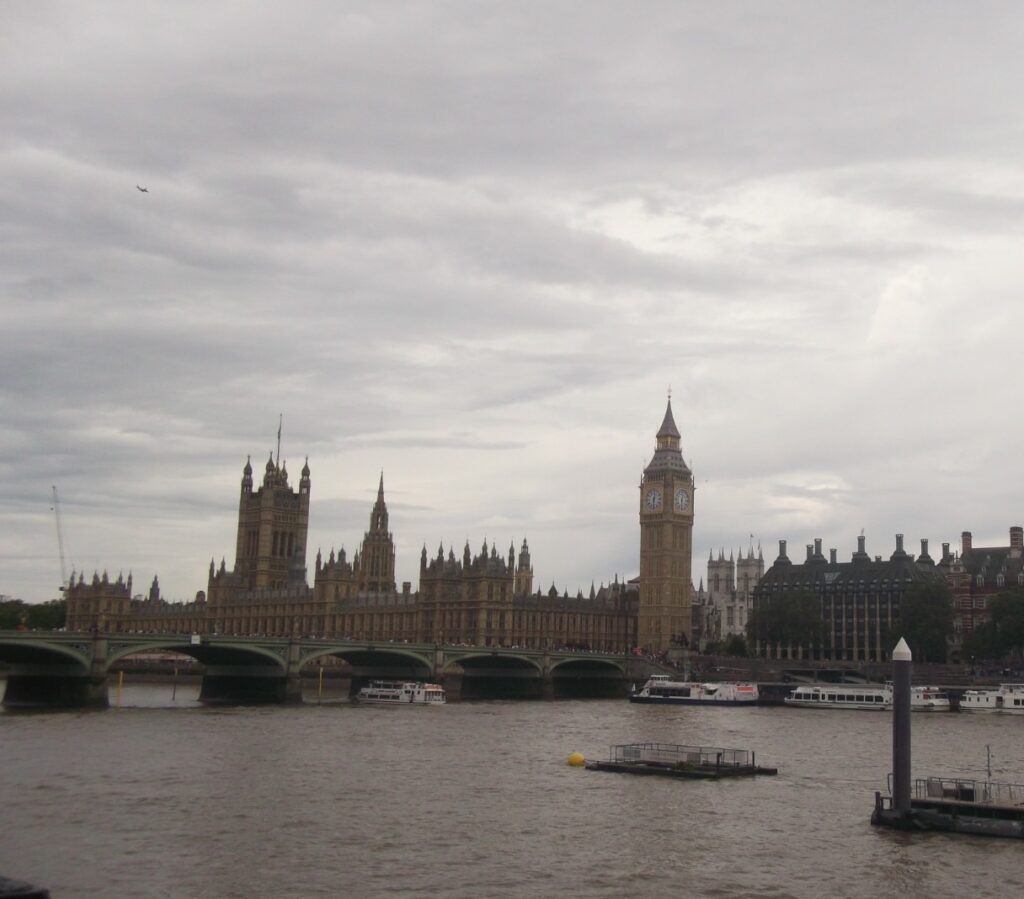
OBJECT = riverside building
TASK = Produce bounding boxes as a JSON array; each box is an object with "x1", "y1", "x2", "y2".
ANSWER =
[
  {"x1": 66, "y1": 400, "x2": 700, "y2": 654},
  {"x1": 751, "y1": 534, "x2": 948, "y2": 662}
]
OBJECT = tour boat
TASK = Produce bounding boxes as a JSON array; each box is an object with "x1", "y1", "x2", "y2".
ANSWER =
[
  {"x1": 785, "y1": 684, "x2": 892, "y2": 710},
  {"x1": 355, "y1": 680, "x2": 446, "y2": 705},
  {"x1": 959, "y1": 683, "x2": 1024, "y2": 714},
  {"x1": 785, "y1": 684, "x2": 952, "y2": 711},
  {"x1": 629, "y1": 674, "x2": 759, "y2": 705},
  {"x1": 910, "y1": 686, "x2": 952, "y2": 712}
]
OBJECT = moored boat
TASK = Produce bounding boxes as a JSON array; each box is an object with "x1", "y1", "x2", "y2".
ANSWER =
[
  {"x1": 960, "y1": 683, "x2": 1024, "y2": 714},
  {"x1": 785, "y1": 683, "x2": 952, "y2": 711},
  {"x1": 785, "y1": 684, "x2": 891, "y2": 710},
  {"x1": 356, "y1": 680, "x2": 446, "y2": 705},
  {"x1": 911, "y1": 685, "x2": 951, "y2": 712},
  {"x1": 629, "y1": 674, "x2": 759, "y2": 705}
]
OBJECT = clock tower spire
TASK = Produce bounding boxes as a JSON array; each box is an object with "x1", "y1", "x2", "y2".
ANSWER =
[{"x1": 638, "y1": 396, "x2": 694, "y2": 654}]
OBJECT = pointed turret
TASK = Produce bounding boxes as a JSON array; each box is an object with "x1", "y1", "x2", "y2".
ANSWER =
[
  {"x1": 515, "y1": 538, "x2": 534, "y2": 596},
  {"x1": 657, "y1": 397, "x2": 681, "y2": 440},
  {"x1": 643, "y1": 396, "x2": 690, "y2": 477},
  {"x1": 368, "y1": 473, "x2": 389, "y2": 532}
]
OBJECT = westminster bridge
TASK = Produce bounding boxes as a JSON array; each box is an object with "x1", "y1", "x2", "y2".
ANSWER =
[{"x1": 0, "y1": 630, "x2": 649, "y2": 708}]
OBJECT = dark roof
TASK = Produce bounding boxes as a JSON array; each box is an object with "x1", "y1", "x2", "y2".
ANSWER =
[
  {"x1": 959, "y1": 547, "x2": 1024, "y2": 586},
  {"x1": 757, "y1": 554, "x2": 945, "y2": 592},
  {"x1": 657, "y1": 399, "x2": 680, "y2": 439}
]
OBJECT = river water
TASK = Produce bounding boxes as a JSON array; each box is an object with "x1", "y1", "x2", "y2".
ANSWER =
[{"x1": 2, "y1": 680, "x2": 1023, "y2": 899}]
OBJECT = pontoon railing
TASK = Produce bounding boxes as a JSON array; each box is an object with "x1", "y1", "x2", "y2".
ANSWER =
[
  {"x1": 915, "y1": 776, "x2": 1024, "y2": 807},
  {"x1": 609, "y1": 742, "x2": 754, "y2": 768},
  {"x1": 884, "y1": 773, "x2": 1024, "y2": 807}
]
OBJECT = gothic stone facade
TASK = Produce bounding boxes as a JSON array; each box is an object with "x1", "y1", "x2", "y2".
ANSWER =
[
  {"x1": 637, "y1": 399, "x2": 695, "y2": 651},
  {"x1": 704, "y1": 545, "x2": 764, "y2": 644},
  {"x1": 67, "y1": 403, "x2": 697, "y2": 651}
]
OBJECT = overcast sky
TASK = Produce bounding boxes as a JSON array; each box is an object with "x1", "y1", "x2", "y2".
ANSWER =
[{"x1": 4, "y1": 2, "x2": 1024, "y2": 604}]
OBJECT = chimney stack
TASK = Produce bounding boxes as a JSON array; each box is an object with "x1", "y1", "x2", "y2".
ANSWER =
[
  {"x1": 962, "y1": 531, "x2": 973, "y2": 554},
  {"x1": 890, "y1": 533, "x2": 909, "y2": 561},
  {"x1": 1010, "y1": 526, "x2": 1023, "y2": 558},
  {"x1": 814, "y1": 538, "x2": 823, "y2": 558},
  {"x1": 830, "y1": 548, "x2": 837, "y2": 564},
  {"x1": 806, "y1": 544, "x2": 813, "y2": 561},
  {"x1": 853, "y1": 534, "x2": 869, "y2": 562}
]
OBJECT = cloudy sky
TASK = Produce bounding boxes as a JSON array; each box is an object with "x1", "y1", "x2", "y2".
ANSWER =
[{"x1": 4, "y1": 2, "x2": 1024, "y2": 604}]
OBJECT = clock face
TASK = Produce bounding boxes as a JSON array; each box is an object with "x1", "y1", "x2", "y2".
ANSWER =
[
  {"x1": 645, "y1": 488, "x2": 663, "y2": 510},
  {"x1": 675, "y1": 488, "x2": 689, "y2": 511}
]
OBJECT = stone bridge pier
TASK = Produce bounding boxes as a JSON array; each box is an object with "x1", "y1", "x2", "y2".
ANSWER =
[
  {"x1": 3, "y1": 636, "x2": 109, "y2": 709},
  {"x1": 196, "y1": 642, "x2": 301, "y2": 704}
]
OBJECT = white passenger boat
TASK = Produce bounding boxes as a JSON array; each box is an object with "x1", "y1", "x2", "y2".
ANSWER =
[
  {"x1": 785, "y1": 684, "x2": 891, "y2": 710},
  {"x1": 960, "y1": 683, "x2": 1024, "y2": 714},
  {"x1": 356, "y1": 680, "x2": 446, "y2": 705},
  {"x1": 629, "y1": 674, "x2": 759, "y2": 705},
  {"x1": 911, "y1": 686, "x2": 951, "y2": 712},
  {"x1": 785, "y1": 684, "x2": 952, "y2": 711}
]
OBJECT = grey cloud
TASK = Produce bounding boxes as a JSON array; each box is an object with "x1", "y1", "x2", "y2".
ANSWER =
[{"x1": 4, "y1": 3, "x2": 1024, "y2": 601}]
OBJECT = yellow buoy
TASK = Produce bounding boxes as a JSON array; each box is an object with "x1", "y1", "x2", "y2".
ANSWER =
[{"x1": 567, "y1": 752, "x2": 586, "y2": 767}]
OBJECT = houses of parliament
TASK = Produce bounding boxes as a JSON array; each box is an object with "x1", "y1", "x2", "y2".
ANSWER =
[{"x1": 65, "y1": 401, "x2": 697, "y2": 654}]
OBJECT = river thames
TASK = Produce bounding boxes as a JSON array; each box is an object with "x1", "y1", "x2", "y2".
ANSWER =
[{"x1": 2, "y1": 682, "x2": 1022, "y2": 898}]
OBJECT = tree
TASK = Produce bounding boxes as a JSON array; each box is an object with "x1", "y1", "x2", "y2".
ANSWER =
[
  {"x1": 27, "y1": 599, "x2": 67, "y2": 630},
  {"x1": 897, "y1": 581, "x2": 954, "y2": 664},
  {"x1": 964, "y1": 588, "x2": 1024, "y2": 662},
  {"x1": 722, "y1": 634, "x2": 748, "y2": 657},
  {"x1": 0, "y1": 599, "x2": 28, "y2": 630},
  {"x1": 0, "y1": 598, "x2": 66, "y2": 631},
  {"x1": 748, "y1": 589, "x2": 822, "y2": 651},
  {"x1": 962, "y1": 621, "x2": 1001, "y2": 663}
]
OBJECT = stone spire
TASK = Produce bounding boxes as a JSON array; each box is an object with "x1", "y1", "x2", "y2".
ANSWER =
[
  {"x1": 657, "y1": 396, "x2": 681, "y2": 440},
  {"x1": 644, "y1": 396, "x2": 690, "y2": 477}
]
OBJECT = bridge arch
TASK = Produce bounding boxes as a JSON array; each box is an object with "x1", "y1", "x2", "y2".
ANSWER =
[
  {"x1": 442, "y1": 650, "x2": 543, "y2": 674},
  {"x1": 549, "y1": 656, "x2": 628, "y2": 676},
  {"x1": 0, "y1": 636, "x2": 92, "y2": 672},
  {"x1": 105, "y1": 640, "x2": 288, "y2": 672},
  {"x1": 297, "y1": 645, "x2": 435, "y2": 673}
]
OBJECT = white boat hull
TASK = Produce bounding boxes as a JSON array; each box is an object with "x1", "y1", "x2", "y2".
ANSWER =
[
  {"x1": 356, "y1": 681, "x2": 446, "y2": 705},
  {"x1": 629, "y1": 677, "x2": 759, "y2": 705},
  {"x1": 960, "y1": 684, "x2": 1024, "y2": 714}
]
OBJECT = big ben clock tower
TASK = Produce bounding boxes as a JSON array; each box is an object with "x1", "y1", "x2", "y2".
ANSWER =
[{"x1": 638, "y1": 396, "x2": 694, "y2": 652}]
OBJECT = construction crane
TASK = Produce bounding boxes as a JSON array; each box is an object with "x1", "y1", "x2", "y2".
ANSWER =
[{"x1": 51, "y1": 485, "x2": 68, "y2": 592}]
